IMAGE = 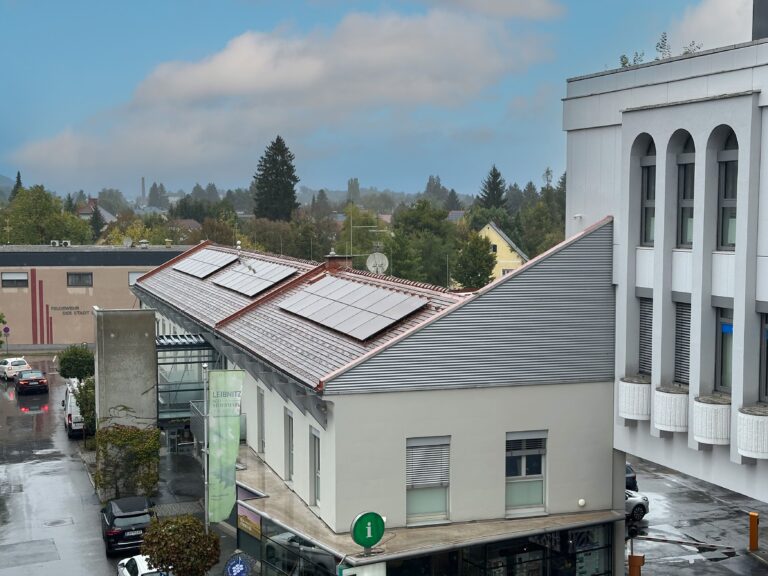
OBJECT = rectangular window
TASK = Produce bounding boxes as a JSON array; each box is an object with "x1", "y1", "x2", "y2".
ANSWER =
[
  {"x1": 1, "y1": 272, "x2": 28, "y2": 288},
  {"x1": 284, "y1": 409, "x2": 294, "y2": 481},
  {"x1": 674, "y1": 303, "x2": 691, "y2": 385},
  {"x1": 717, "y1": 160, "x2": 737, "y2": 250},
  {"x1": 639, "y1": 298, "x2": 653, "y2": 375},
  {"x1": 716, "y1": 308, "x2": 733, "y2": 393},
  {"x1": 491, "y1": 244, "x2": 498, "y2": 253},
  {"x1": 257, "y1": 388, "x2": 265, "y2": 454},
  {"x1": 762, "y1": 315, "x2": 768, "y2": 402},
  {"x1": 310, "y1": 429, "x2": 321, "y2": 505},
  {"x1": 406, "y1": 436, "x2": 450, "y2": 524},
  {"x1": 677, "y1": 162, "x2": 694, "y2": 248},
  {"x1": 128, "y1": 272, "x2": 144, "y2": 285},
  {"x1": 506, "y1": 431, "x2": 547, "y2": 513},
  {"x1": 641, "y1": 164, "x2": 656, "y2": 246},
  {"x1": 67, "y1": 272, "x2": 93, "y2": 287}
]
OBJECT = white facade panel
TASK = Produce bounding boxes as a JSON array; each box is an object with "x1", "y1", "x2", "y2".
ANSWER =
[
  {"x1": 332, "y1": 382, "x2": 615, "y2": 530},
  {"x1": 711, "y1": 252, "x2": 736, "y2": 298},
  {"x1": 635, "y1": 247, "x2": 654, "y2": 289},
  {"x1": 671, "y1": 250, "x2": 692, "y2": 293},
  {"x1": 667, "y1": 76, "x2": 709, "y2": 103},
  {"x1": 706, "y1": 68, "x2": 753, "y2": 98},
  {"x1": 756, "y1": 256, "x2": 768, "y2": 302}
]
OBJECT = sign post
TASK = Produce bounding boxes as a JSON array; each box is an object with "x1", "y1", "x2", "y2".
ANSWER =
[
  {"x1": 350, "y1": 511, "x2": 385, "y2": 555},
  {"x1": 2, "y1": 326, "x2": 9, "y2": 355}
]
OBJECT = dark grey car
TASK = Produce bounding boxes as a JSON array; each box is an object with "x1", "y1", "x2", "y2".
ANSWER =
[{"x1": 101, "y1": 496, "x2": 154, "y2": 556}]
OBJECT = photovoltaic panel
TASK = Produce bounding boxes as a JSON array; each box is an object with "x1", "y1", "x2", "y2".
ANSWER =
[
  {"x1": 172, "y1": 249, "x2": 238, "y2": 278},
  {"x1": 279, "y1": 276, "x2": 428, "y2": 341},
  {"x1": 213, "y1": 260, "x2": 297, "y2": 297}
]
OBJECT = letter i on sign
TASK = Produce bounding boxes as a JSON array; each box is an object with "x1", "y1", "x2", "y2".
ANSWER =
[{"x1": 366, "y1": 522, "x2": 372, "y2": 538}]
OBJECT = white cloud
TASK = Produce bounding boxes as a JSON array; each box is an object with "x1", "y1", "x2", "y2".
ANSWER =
[
  {"x1": 13, "y1": 9, "x2": 550, "y2": 192},
  {"x1": 670, "y1": 0, "x2": 751, "y2": 52},
  {"x1": 419, "y1": 0, "x2": 564, "y2": 20}
]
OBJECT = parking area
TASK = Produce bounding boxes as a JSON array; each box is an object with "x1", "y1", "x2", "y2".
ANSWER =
[{"x1": 627, "y1": 456, "x2": 768, "y2": 575}]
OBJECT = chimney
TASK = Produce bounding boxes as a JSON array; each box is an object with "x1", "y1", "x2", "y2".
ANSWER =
[
  {"x1": 141, "y1": 176, "x2": 146, "y2": 201},
  {"x1": 325, "y1": 249, "x2": 352, "y2": 271},
  {"x1": 754, "y1": 0, "x2": 768, "y2": 41}
]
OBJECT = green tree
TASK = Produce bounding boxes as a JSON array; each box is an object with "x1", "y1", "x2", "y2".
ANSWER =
[
  {"x1": 453, "y1": 233, "x2": 496, "y2": 289},
  {"x1": 223, "y1": 188, "x2": 254, "y2": 213},
  {"x1": 347, "y1": 177, "x2": 360, "y2": 204},
  {"x1": 97, "y1": 188, "x2": 129, "y2": 215},
  {"x1": 59, "y1": 344, "x2": 95, "y2": 380},
  {"x1": 312, "y1": 189, "x2": 333, "y2": 220},
  {"x1": 656, "y1": 32, "x2": 671, "y2": 60},
  {"x1": 444, "y1": 188, "x2": 463, "y2": 211},
  {"x1": 95, "y1": 425, "x2": 160, "y2": 499},
  {"x1": 73, "y1": 376, "x2": 96, "y2": 443},
  {"x1": 252, "y1": 135, "x2": 300, "y2": 221},
  {"x1": 90, "y1": 205, "x2": 106, "y2": 240},
  {"x1": 142, "y1": 515, "x2": 220, "y2": 576},
  {"x1": 477, "y1": 165, "x2": 507, "y2": 209},
  {"x1": 148, "y1": 182, "x2": 169, "y2": 209},
  {"x1": 424, "y1": 175, "x2": 449, "y2": 207},
  {"x1": 64, "y1": 193, "x2": 77, "y2": 214},
  {"x1": 5, "y1": 185, "x2": 91, "y2": 244},
  {"x1": 335, "y1": 204, "x2": 380, "y2": 269},
  {"x1": 9, "y1": 171, "x2": 22, "y2": 202},
  {"x1": 619, "y1": 51, "x2": 644, "y2": 67}
]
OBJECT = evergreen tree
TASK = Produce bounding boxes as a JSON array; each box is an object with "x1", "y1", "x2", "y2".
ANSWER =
[
  {"x1": 9, "y1": 171, "x2": 22, "y2": 202},
  {"x1": 313, "y1": 189, "x2": 332, "y2": 220},
  {"x1": 90, "y1": 204, "x2": 106, "y2": 240},
  {"x1": 444, "y1": 188, "x2": 463, "y2": 211},
  {"x1": 347, "y1": 178, "x2": 360, "y2": 205},
  {"x1": 190, "y1": 183, "x2": 206, "y2": 201},
  {"x1": 252, "y1": 135, "x2": 300, "y2": 221},
  {"x1": 424, "y1": 175, "x2": 449, "y2": 206},
  {"x1": 64, "y1": 193, "x2": 76, "y2": 214},
  {"x1": 148, "y1": 182, "x2": 169, "y2": 209},
  {"x1": 505, "y1": 183, "x2": 524, "y2": 215},
  {"x1": 204, "y1": 183, "x2": 219, "y2": 203},
  {"x1": 477, "y1": 165, "x2": 507, "y2": 209},
  {"x1": 453, "y1": 233, "x2": 496, "y2": 290}
]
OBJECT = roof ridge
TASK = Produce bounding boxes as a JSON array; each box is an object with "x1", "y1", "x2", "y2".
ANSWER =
[
  {"x1": 339, "y1": 267, "x2": 455, "y2": 294},
  {"x1": 207, "y1": 242, "x2": 320, "y2": 267}
]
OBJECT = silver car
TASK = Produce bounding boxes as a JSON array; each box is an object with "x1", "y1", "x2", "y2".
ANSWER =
[{"x1": 625, "y1": 490, "x2": 649, "y2": 521}]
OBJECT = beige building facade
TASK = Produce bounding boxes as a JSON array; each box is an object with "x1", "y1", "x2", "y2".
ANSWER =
[{"x1": 0, "y1": 245, "x2": 183, "y2": 348}]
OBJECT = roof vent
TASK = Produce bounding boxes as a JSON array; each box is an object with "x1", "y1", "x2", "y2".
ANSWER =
[
  {"x1": 139, "y1": 239, "x2": 149, "y2": 249},
  {"x1": 50, "y1": 240, "x2": 60, "y2": 247},
  {"x1": 61, "y1": 240, "x2": 71, "y2": 247},
  {"x1": 325, "y1": 251, "x2": 352, "y2": 271}
]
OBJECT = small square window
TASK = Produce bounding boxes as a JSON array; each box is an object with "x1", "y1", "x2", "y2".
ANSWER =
[
  {"x1": 67, "y1": 272, "x2": 93, "y2": 287},
  {"x1": 491, "y1": 244, "x2": 498, "y2": 253}
]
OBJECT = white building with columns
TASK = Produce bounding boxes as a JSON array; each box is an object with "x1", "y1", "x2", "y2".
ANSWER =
[{"x1": 563, "y1": 28, "x2": 768, "y2": 501}]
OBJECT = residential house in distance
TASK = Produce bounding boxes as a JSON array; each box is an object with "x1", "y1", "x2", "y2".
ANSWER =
[
  {"x1": 446, "y1": 209, "x2": 465, "y2": 223},
  {"x1": 478, "y1": 221, "x2": 529, "y2": 279},
  {"x1": 76, "y1": 198, "x2": 117, "y2": 225},
  {"x1": 0, "y1": 244, "x2": 184, "y2": 347},
  {"x1": 132, "y1": 218, "x2": 624, "y2": 576},
  {"x1": 169, "y1": 219, "x2": 203, "y2": 243},
  {"x1": 562, "y1": 1, "x2": 768, "y2": 503}
]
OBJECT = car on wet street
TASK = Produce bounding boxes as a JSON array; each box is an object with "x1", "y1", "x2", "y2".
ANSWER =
[
  {"x1": 625, "y1": 489, "x2": 649, "y2": 521},
  {"x1": 1, "y1": 357, "x2": 31, "y2": 381},
  {"x1": 13, "y1": 368, "x2": 49, "y2": 395},
  {"x1": 117, "y1": 554, "x2": 173, "y2": 576},
  {"x1": 101, "y1": 496, "x2": 155, "y2": 556}
]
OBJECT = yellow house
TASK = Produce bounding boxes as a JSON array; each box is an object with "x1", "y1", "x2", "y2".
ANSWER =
[{"x1": 478, "y1": 221, "x2": 529, "y2": 279}]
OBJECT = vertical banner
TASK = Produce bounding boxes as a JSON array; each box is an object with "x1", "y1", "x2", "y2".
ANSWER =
[{"x1": 208, "y1": 369, "x2": 245, "y2": 523}]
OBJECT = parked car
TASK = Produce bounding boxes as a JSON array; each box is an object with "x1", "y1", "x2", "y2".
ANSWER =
[
  {"x1": 625, "y1": 490, "x2": 649, "y2": 521},
  {"x1": 1, "y1": 357, "x2": 31, "y2": 381},
  {"x1": 626, "y1": 462, "x2": 639, "y2": 491},
  {"x1": 61, "y1": 378, "x2": 84, "y2": 438},
  {"x1": 14, "y1": 369, "x2": 49, "y2": 395},
  {"x1": 101, "y1": 496, "x2": 154, "y2": 556},
  {"x1": 117, "y1": 554, "x2": 172, "y2": 576}
]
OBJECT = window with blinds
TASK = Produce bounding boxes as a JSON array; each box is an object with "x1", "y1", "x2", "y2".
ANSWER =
[
  {"x1": 506, "y1": 431, "x2": 547, "y2": 513},
  {"x1": 675, "y1": 303, "x2": 691, "y2": 384},
  {"x1": 406, "y1": 437, "x2": 450, "y2": 524},
  {"x1": 639, "y1": 298, "x2": 653, "y2": 375}
]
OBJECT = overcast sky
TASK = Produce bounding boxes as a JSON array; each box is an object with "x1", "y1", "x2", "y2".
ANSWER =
[{"x1": 0, "y1": 0, "x2": 753, "y2": 198}]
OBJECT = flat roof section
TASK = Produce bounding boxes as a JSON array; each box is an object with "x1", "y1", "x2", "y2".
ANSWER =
[{"x1": 235, "y1": 446, "x2": 622, "y2": 566}]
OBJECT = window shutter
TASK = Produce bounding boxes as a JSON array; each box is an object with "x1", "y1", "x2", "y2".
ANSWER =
[
  {"x1": 406, "y1": 443, "x2": 450, "y2": 488},
  {"x1": 506, "y1": 438, "x2": 546, "y2": 455},
  {"x1": 639, "y1": 298, "x2": 653, "y2": 375},
  {"x1": 674, "y1": 303, "x2": 691, "y2": 384}
]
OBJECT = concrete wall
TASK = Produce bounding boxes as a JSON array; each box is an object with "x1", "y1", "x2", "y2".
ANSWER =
[
  {"x1": 332, "y1": 382, "x2": 617, "y2": 530},
  {"x1": 94, "y1": 308, "x2": 157, "y2": 429}
]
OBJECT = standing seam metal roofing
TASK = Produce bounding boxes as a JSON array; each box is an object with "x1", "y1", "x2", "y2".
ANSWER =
[{"x1": 136, "y1": 244, "x2": 467, "y2": 387}]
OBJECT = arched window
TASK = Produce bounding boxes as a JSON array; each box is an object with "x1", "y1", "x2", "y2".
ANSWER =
[
  {"x1": 640, "y1": 140, "x2": 656, "y2": 246},
  {"x1": 717, "y1": 130, "x2": 738, "y2": 250},
  {"x1": 677, "y1": 135, "x2": 695, "y2": 248}
]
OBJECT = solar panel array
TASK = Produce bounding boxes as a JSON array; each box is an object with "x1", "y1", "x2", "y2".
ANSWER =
[
  {"x1": 279, "y1": 275, "x2": 428, "y2": 341},
  {"x1": 213, "y1": 260, "x2": 297, "y2": 297},
  {"x1": 172, "y1": 249, "x2": 239, "y2": 278}
]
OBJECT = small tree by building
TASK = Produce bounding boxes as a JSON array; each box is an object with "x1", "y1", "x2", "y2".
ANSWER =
[
  {"x1": 142, "y1": 515, "x2": 220, "y2": 576},
  {"x1": 453, "y1": 233, "x2": 496, "y2": 290},
  {"x1": 59, "y1": 344, "x2": 95, "y2": 381},
  {"x1": 90, "y1": 205, "x2": 106, "y2": 240},
  {"x1": 73, "y1": 376, "x2": 96, "y2": 445}
]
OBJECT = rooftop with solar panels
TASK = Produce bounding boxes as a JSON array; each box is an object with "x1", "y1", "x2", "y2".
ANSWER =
[{"x1": 132, "y1": 241, "x2": 469, "y2": 389}]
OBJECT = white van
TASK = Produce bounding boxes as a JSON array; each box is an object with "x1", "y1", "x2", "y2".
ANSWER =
[{"x1": 62, "y1": 378, "x2": 84, "y2": 438}]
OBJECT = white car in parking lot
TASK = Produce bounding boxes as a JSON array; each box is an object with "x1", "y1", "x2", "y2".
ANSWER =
[
  {"x1": 625, "y1": 490, "x2": 650, "y2": 521},
  {"x1": 117, "y1": 554, "x2": 172, "y2": 576},
  {"x1": 0, "y1": 358, "x2": 31, "y2": 381}
]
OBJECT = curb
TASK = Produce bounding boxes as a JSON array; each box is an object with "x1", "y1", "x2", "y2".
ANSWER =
[
  {"x1": 77, "y1": 442, "x2": 97, "y2": 491},
  {"x1": 747, "y1": 549, "x2": 768, "y2": 566}
]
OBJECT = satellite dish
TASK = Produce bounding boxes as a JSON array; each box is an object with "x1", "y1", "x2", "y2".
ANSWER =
[
  {"x1": 122, "y1": 236, "x2": 133, "y2": 247},
  {"x1": 366, "y1": 252, "x2": 389, "y2": 274}
]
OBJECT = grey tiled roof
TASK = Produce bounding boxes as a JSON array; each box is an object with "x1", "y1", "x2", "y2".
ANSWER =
[{"x1": 136, "y1": 244, "x2": 466, "y2": 387}]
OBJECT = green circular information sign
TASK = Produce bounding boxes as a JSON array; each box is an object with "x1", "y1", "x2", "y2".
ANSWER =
[{"x1": 350, "y1": 511, "x2": 385, "y2": 549}]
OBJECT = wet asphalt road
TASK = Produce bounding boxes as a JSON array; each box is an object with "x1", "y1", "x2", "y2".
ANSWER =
[
  {"x1": 0, "y1": 357, "x2": 119, "y2": 575},
  {"x1": 628, "y1": 456, "x2": 768, "y2": 575}
]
